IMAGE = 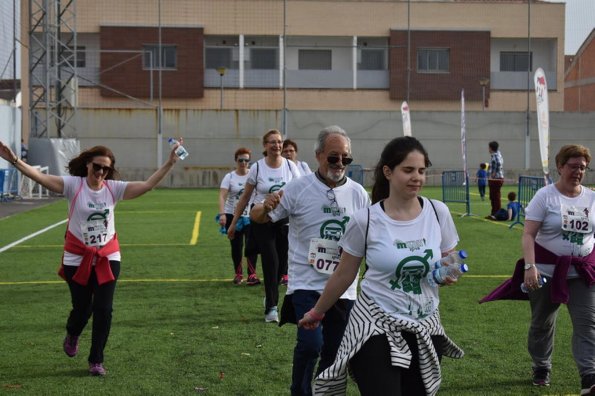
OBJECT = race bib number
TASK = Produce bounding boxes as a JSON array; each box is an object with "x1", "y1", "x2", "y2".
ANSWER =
[
  {"x1": 561, "y1": 204, "x2": 592, "y2": 234},
  {"x1": 82, "y1": 219, "x2": 109, "y2": 247},
  {"x1": 308, "y1": 238, "x2": 340, "y2": 275}
]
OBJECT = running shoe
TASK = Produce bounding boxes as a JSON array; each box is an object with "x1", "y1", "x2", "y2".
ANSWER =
[
  {"x1": 246, "y1": 275, "x2": 261, "y2": 286},
  {"x1": 532, "y1": 368, "x2": 551, "y2": 386},
  {"x1": 63, "y1": 334, "x2": 79, "y2": 357},
  {"x1": 265, "y1": 306, "x2": 279, "y2": 323},
  {"x1": 89, "y1": 362, "x2": 107, "y2": 376},
  {"x1": 280, "y1": 275, "x2": 288, "y2": 286},
  {"x1": 233, "y1": 274, "x2": 243, "y2": 285}
]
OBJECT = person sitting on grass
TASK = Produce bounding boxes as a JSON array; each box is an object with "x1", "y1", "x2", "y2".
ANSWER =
[{"x1": 488, "y1": 191, "x2": 520, "y2": 221}]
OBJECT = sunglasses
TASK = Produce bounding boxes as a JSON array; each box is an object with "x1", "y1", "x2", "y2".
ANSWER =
[
  {"x1": 327, "y1": 156, "x2": 353, "y2": 166},
  {"x1": 237, "y1": 158, "x2": 250, "y2": 163},
  {"x1": 91, "y1": 163, "x2": 112, "y2": 174}
]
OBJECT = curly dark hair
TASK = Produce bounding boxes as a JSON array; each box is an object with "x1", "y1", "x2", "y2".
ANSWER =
[{"x1": 67, "y1": 145, "x2": 120, "y2": 180}]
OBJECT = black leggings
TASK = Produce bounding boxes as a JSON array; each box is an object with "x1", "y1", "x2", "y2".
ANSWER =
[
  {"x1": 224, "y1": 213, "x2": 257, "y2": 276},
  {"x1": 251, "y1": 218, "x2": 288, "y2": 313},
  {"x1": 350, "y1": 332, "x2": 443, "y2": 396},
  {"x1": 63, "y1": 261, "x2": 120, "y2": 364}
]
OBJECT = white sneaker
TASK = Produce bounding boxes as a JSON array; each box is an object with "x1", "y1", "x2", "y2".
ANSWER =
[{"x1": 265, "y1": 306, "x2": 279, "y2": 323}]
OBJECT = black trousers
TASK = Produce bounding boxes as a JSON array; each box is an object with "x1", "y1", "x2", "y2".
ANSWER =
[
  {"x1": 63, "y1": 261, "x2": 120, "y2": 364},
  {"x1": 251, "y1": 218, "x2": 288, "y2": 313},
  {"x1": 224, "y1": 213, "x2": 258, "y2": 276},
  {"x1": 350, "y1": 332, "x2": 443, "y2": 396}
]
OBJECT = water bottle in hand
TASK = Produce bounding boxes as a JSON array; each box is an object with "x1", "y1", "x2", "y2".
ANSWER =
[
  {"x1": 428, "y1": 263, "x2": 469, "y2": 287},
  {"x1": 439, "y1": 250, "x2": 468, "y2": 266},
  {"x1": 520, "y1": 276, "x2": 547, "y2": 293},
  {"x1": 168, "y1": 137, "x2": 189, "y2": 160}
]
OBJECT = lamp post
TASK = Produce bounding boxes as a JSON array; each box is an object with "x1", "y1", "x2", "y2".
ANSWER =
[
  {"x1": 217, "y1": 67, "x2": 226, "y2": 110},
  {"x1": 479, "y1": 78, "x2": 490, "y2": 111}
]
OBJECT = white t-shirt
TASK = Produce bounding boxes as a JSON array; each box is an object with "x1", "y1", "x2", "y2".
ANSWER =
[
  {"x1": 220, "y1": 171, "x2": 251, "y2": 215},
  {"x1": 62, "y1": 176, "x2": 128, "y2": 266},
  {"x1": 247, "y1": 158, "x2": 300, "y2": 203},
  {"x1": 269, "y1": 173, "x2": 370, "y2": 299},
  {"x1": 297, "y1": 160, "x2": 312, "y2": 175},
  {"x1": 525, "y1": 184, "x2": 595, "y2": 277},
  {"x1": 339, "y1": 198, "x2": 459, "y2": 322}
]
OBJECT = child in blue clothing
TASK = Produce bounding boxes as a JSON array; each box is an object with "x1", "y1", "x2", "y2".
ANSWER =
[
  {"x1": 488, "y1": 191, "x2": 521, "y2": 221},
  {"x1": 476, "y1": 163, "x2": 488, "y2": 200},
  {"x1": 506, "y1": 191, "x2": 521, "y2": 221}
]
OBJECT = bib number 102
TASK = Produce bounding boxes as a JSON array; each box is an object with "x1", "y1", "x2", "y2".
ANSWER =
[{"x1": 568, "y1": 219, "x2": 589, "y2": 232}]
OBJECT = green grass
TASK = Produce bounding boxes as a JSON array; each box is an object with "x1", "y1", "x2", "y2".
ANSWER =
[{"x1": 0, "y1": 188, "x2": 581, "y2": 395}]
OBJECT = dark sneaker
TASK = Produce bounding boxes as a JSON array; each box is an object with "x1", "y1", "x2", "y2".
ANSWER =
[
  {"x1": 280, "y1": 275, "x2": 288, "y2": 286},
  {"x1": 63, "y1": 334, "x2": 79, "y2": 357},
  {"x1": 89, "y1": 362, "x2": 106, "y2": 376},
  {"x1": 581, "y1": 373, "x2": 595, "y2": 395},
  {"x1": 532, "y1": 368, "x2": 551, "y2": 386},
  {"x1": 232, "y1": 274, "x2": 243, "y2": 285},
  {"x1": 246, "y1": 275, "x2": 261, "y2": 286}
]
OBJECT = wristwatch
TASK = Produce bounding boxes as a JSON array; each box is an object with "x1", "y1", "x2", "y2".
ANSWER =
[{"x1": 524, "y1": 263, "x2": 536, "y2": 270}]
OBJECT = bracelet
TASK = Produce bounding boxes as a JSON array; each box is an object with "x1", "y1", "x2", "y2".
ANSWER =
[
  {"x1": 306, "y1": 308, "x2": 325, "y2": 322},
  {"x1": 10, "y1": 157, "x2": 18, "y2": 166}
]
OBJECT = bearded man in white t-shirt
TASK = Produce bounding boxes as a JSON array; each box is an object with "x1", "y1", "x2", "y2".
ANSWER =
[{"x1": 251, "y1": 125, "x2": 370, "y2": 396}]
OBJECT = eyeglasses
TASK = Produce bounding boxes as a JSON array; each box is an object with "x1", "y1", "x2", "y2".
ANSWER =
[
  {"x1": 326, "y1": 189, "x2": 341, "y2": 216},
  {"x1": 267, "y1": 140, "x2": 283, "y2": 145},
  {"x1": 91, "y1": 163, "x2": 112, "y2": 174},
  {"x1": 565, "y1": 163, "x2": 590, "y2": 172},
  {"x1": 327, "y1": 156, "x2": 353, "y2": 166},
  {"x1": 237, "y1": 158, "x2": 250, "y2": 163}
]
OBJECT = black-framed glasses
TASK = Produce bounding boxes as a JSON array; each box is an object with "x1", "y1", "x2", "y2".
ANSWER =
[
  {"x1": 91, "y1": 163, "x2": 112, "y2": 174},
  {"x1": 237, "y1": 158, "x2": 250, "y2": 163},
  {"x1": 327, "y1": 156, "x2": 353, "y2": 166},
  {"x1": 267, "y1": 140, "x2": 283, "y2": 145},
  {"x1": 326, "y1": 189, "x2": 341, "y2": 216}
]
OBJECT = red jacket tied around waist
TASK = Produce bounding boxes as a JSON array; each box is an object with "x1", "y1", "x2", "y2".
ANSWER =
[{"x1": 58, "y1": 231, "x2": 120, "y2": 286}]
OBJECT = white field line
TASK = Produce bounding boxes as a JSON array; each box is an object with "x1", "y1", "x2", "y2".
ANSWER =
[{"x1": 0, "y1": 219, "x2": 67, "y2": 254}]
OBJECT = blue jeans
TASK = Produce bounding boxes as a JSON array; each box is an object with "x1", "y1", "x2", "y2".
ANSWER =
[{"x1": 290, "y1": 290, "x2": 354, "y2": 396}]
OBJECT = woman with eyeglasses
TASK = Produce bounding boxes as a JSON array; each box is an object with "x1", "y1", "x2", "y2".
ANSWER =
[
  {"x1": 282, "y1": 139, "x2": 312, "y2": 176},
  {"x1": 228, "y1": 129, "x2": 300, "y2": 323},
  {"x1": 298, "y1": 136, "x2": 465, "y2": 395},
  {"x1": 0, "y1": 140, "x2": 182, "y2": 376},
  {"x1": 518, "y1": 144, "x2": 594, "y2": 393},
  {"x1": 218, "y1": 147, "x2": 260, "y2": 286}
]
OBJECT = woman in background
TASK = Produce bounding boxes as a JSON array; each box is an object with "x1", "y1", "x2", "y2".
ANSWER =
[{"x1": 218, "y1": 147, "x2": 260, "y2": 286}]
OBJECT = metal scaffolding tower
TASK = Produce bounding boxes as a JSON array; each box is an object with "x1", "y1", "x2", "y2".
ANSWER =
[{"x1": 28, "y1": 0, "x2": 77, "y2": 138}]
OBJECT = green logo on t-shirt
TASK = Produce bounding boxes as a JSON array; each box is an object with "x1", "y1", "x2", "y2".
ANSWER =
[
  {"x1": 389, "y1": 249, "x2": 433, "y2": 295},
  {"x1": 320, "y1": 216, "x2": 350, "y2": 241}
]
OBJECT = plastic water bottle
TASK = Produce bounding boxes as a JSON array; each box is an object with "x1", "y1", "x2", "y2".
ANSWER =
[
  {"x1": 427, "y1": 263, "x2": 469, "y2": 287},
  {"x1": 439, "y1": 250, "x2": 468, "y2": 267},
  {"x1": 168, "y1": 137, "x2": 189, "y2": 160},
  {"x1": 520, "y1": 276, "x2": 547, "y2": 293}
]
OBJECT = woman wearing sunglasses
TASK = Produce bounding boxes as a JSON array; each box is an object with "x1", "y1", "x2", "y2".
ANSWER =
[
  {"x1": 218, "y1": 147, "x2": 260, "y2": 286},
  {"x1": 0, "y1": 140, "x2": 182, "y2": 377},
  {"x1": 228, "y1": 129, "x2": 300, "y2": 323}
]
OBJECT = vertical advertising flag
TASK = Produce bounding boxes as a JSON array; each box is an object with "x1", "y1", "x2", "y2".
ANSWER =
[
  {"x1": 401, "y1": 101, "x2": 412, "y2": 136},
  {"x1": 460, "y1": 89, "x2": 467, "y2": 176},
  {"x1": 534, "y1": 67, "x2": 552, "y2": 184}
]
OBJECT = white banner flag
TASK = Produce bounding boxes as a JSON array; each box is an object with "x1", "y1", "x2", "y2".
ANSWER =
[
  {"x1": 534, "y1": 67, "x2": 551, "y2": 184},
  {"x1": 401, "y1": 101, "x2": 412, "y2": 136}
]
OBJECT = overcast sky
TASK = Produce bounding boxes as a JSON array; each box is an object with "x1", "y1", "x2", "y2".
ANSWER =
[{"x1": 544, "y1": 0, "x2": 595, "y2": 54}]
